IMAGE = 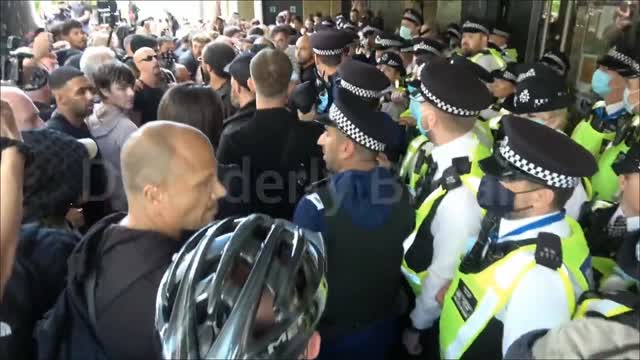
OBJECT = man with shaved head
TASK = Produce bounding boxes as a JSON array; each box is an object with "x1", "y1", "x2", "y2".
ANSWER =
[
  {"x1": 296, "y1": 34, "x2": 316, "y2": 83},
  {"x1": 49, "y1": 121, "x2": 227, "y2": 359},
  {"x1": 132, "y1": 47, "x2": 166, "y2": 125},
  {"x1": 0, "y1": 87, "x2": 45, "y2": 130}
]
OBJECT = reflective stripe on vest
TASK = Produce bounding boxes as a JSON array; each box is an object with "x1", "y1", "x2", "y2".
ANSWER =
[
  {"x1": 592, "y1": 140, "x2": 631, "y2": 202},
  {"x1": 400, "y1": 135, "x2": 430, "y2": 186},
  {"x1": 470, "y1": 49, "x2": 507, "y2": 72},
  {"x1": 439, "y1": 246, "x2": 575, "y2": 359},
  {"x1": 574, "y1": 298, "x2": 633, "y2": 319},
  {"x1": 439, "y1": 217, "x2": 590, "y2": 359},
  {"x1": 592, "y1": 256, "x2": 617, "y2": 280}
]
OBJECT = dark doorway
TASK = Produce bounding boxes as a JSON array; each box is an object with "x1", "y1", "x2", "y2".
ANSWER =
[{"x1": 262, "y1": 0, "x2": 303, "y2": 25}]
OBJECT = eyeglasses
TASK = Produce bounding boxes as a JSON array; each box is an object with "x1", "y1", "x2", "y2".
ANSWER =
[{"x1": 141, "y1": 55, "x2": 158, "y2": 62}]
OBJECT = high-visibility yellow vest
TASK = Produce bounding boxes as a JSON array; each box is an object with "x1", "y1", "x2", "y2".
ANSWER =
[
  {"x1": 401, "y1": 136, "x2": 492, "y2": 295},
  {"x1": 591, "y1": 113, "x2": 639, "y2": 201},
  {"x1": 571, "y1": 101, "x2": 616, "y2": 161},
  {"x1": 439, "y1": 217, "x2": 591, "y2": 359}
]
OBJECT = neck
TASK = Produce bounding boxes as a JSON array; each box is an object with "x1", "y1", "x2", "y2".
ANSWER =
[
  {"x1": 140, "y1": 72, "x2": 160, "y2": 87},
  {"x1": 621, "y1": 197, "x2": 639, "y2": 217},
  {"x1": 605, "y1": 88, "x2": 624, "y2": 105},
  {"x1": 57, "y1": 107, "x2": 85, "y2": 127},
  {"x1": 322, "y1": 66, "x2": 338, "y2": 82},
  {"x1": 431, "y1": 129, "x2": 468, "y2": 147},
  {"x1": 505, "y1": 206, "x2": 557, "y2": 221},
  {"x1": 256, "y1": 95, "x2": 287, "y2": 110},
  {"x1": 210, "y1": 75, "x2": 227, "y2": 91},
  {"x1": 337, "y1": 160, "x2": 377, "y2": 173},
  {"x1": 123, "y1": 205, "x2": 181, "y2": 240},
  {"x1": 239, "y1": 93, "x2": 255, "y2": 108}
]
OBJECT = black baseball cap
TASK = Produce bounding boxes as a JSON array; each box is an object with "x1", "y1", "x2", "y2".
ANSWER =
[{"x1": 225, "y1": 52, "x2": 254, "y2": 90}]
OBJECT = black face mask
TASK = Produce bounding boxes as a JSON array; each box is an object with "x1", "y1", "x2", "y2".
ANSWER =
[{"x1": 477, "y1": 176, "x2": 538, "y2": 218}]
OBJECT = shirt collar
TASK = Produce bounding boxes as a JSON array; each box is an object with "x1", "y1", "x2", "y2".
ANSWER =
[
  {"x1": 87, "y1": 103, "x2": 125, "y2": 136},
  {"x1": 605, "y1": 101, "x2": 625, "y2": 115},
  {"x1": 498, "y1": 211, "x2": 569, "y2": 241},
  {"x1": 610, "y1": 205, "x2": 640, "y2": 233},
  {"x1": 431, "y1": 130, "x2": 477, "y2": 178}
]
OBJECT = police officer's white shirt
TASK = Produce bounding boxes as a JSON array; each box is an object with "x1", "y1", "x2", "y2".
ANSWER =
[
  {"x1": 494, "y1": 212, "x2": 581, "y2": 356},
  {"x1": 609, "y1": 205, "x2": 640, "y2": 232},
  {"x1": 605, "y1": 101, "x2": 625, "y2": 115},
  {"x1": 410, "y1": 130, "x2": 484, "y2": 330},
  {"x1": 565, "y1": 181, "x2": 588, "y2": 220}
]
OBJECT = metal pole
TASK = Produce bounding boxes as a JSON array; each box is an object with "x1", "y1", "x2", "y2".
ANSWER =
[
  {"x1": 560, "y1": 0, "x2": 573, "y2": 51},
  {"x1": 539, "y1": 0, "x2": 553, "y2": 58}
]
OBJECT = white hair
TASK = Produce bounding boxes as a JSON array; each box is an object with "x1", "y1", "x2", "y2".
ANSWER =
[{"x1": 80, "y1": 46, "x2": 117, "y2": 84}]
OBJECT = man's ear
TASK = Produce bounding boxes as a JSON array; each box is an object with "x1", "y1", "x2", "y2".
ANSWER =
[
  {"x1": 340, "y1": 138, "x2": 356, "y2": 160},
  {"x1": 536, "y1": 188, "x2": 555, "y2": 209},
  {"x1": 480, "y1": 35, "x2": 488, "y2": 48},
  {"x1": 246, "y1": 77, "x2": 256, "y2": 93},
  {"x1": 619, "y1": 175, "x2": 627, "y2": 192},
  {"x1": 142, "y1": 184, "x2": 164, "y2": 206}
]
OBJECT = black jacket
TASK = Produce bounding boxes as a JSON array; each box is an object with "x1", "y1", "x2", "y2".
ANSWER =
[
  {"x1": 35, "y1": 213, "x2": 183, "y2": 360},
  {"x1": 45, "y1": 111, "x2": 112, "y2": 230},
  {"x1": 1, "y1": 224, "x2": 79, "y2": 360},
  {"x1": 220, "y1": 100, "x2": 256, "y2": 140},
  {"x1": 216, "y1": 107, "x2": 325, "y2": 219}
]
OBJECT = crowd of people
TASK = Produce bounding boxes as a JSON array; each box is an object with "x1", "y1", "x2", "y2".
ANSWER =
[{"x1": 0, "y1": 2, "x2": 639, "y2": 359}]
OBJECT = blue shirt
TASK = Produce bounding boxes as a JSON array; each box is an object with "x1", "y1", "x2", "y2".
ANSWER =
[{"x1": 293, "y1": 167, "x2": 399, "y2": 236}]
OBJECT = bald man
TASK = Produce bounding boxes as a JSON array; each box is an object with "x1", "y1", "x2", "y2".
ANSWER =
[
  {"x1": 173, "y1": 63, "x2": 191, "y2": 83},
  {"x1": 60, "y1": 121, "x2": 226, "y2": 359},
  {"x1": 295, "y1": 34, "x2": 316, "y2": 83},
  {"x1": 0, "y1": 87, "x2": 45, "y2": 130},
  {"x1": 132, "y1": 47, "x2": 166, "y2": 125}
]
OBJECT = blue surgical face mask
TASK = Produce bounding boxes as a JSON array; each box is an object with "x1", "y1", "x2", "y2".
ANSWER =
[
  {"x1": 623, "y1": 87, "x2": 639, "y2": 113},
  {"x1": 410, "y1": 99, "x2": 429, "y2": 137},
  {"x1": 317, "y1": 91, "x2": 329, "y2": 113},
  {"x1": 591, "y1": 69, "x2": 612, "y2": 97},
  {"x1": 399, "y1": 25, "x2": 412, "y2": 40}
]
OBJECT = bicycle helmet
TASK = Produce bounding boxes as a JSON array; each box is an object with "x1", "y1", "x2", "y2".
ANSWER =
[{"x1": 155, "y1": 214, "x2": 327, "y2": 359}]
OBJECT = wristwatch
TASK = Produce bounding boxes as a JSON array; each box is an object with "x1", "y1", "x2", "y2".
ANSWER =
[{"x1": 0, "y1": 137, "x2": 32, "y2": 164}]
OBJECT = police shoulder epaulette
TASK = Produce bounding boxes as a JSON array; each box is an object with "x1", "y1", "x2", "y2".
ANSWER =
[{"x1": 534, "y1": 232, "x2": 563, "y2": 270}]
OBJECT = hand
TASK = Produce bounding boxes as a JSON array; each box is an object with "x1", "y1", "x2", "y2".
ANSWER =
[
  {"x1": 402, "y1": 328, "x2": 423, "y2": 355},
  {"x1": 0, "y1": 100, "x2": 22, "y2": 141},
  {"x1": 398, "y1": 115, "x2": 417, "y2": 127},
  {"x1": 436, "y1": 280, "x2": 452, "y2": 305},
  {"x1": 66, "y1": 208, "x2": 85, "y2": 229},
  {"x1": 391, "y1": 90, "x2": 405, "y2": 104}
]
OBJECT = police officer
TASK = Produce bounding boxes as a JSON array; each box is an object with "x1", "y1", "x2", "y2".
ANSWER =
[
  {"x1": 399, "y1": 58, "x2": 494, "y2": 198},
  {"x1": 580, "y1": 141, "x2": 639, "y2": 289},
  {"x1": 400, "y1": 8, "x2": 423, "y2": 40},
  {"x1": 571, "y1": 43, "x2": 637, "y2": 164},
  {"x1": 500, "y1": 64, "x2": 590, "y2": 220},
  {"x1": 293, "y1": 87, "x2": 414, "y2": 359},
  {"x1": 482, "y1": 62, "x2": 517, "y2": 127},
  {"x1": 489, "y1": 23, "x2": 518, "y2": 63},
  {"x1": 444, "y1": 23, "x2": 462, "y2": 55},
  {"x1": 400, "y1": 61, "x2": 494, "y2": 356},
  {"x1": 539, "y1": 49, "x2": 571, "y2": 78},
  {"x1": 439, "y1": 115, "x2": 597, "y2": 359},
  {"x1": 587, "y1": 42, "x2": 640, "y2": 202},
  {"x1": 373, "y1": 32, "x2": 405, "y2": 62},
  {"x1": 377, "y1": 51, "x2": 408, "y2": 121},
  {"x1": 334, "y1": 59, "x2": 405, "y2": 165},
  {"x1": 460, "y1": 19, "x2": 507, "y2": 80},
  {"x1": 399, "y1": 39, "x2": 415, "y2": 73},
  {"x1": 354, "y1": 25, "x2": 382, "y2": 65},
  {"x1": 309, "y1": 29, "x2": 353, "y2": 115}
]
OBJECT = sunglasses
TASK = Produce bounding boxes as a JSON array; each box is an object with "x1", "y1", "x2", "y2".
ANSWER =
[{"x1": 141, "y1": 55, "x2": 158, "y2": 62}]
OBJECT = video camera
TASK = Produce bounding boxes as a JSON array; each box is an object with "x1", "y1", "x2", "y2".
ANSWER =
[{"x1": 1, "y1": 36, "x2": 49, "y2": 91}]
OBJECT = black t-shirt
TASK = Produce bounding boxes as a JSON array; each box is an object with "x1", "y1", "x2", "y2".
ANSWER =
[{"x1": 133, "y1": 82, "x2": 166, "y2": 125}]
